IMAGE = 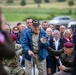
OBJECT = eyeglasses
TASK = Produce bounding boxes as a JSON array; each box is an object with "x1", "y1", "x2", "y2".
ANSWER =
[{"x1": 13, "y1": 29, "x2": 19, "y2": 31}]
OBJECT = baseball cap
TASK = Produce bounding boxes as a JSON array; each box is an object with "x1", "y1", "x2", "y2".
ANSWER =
[{"x1": 32, "y1": 19, "x2": 40, "y2": 26}]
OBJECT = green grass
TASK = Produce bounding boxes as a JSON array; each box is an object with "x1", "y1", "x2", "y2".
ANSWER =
[
  {"x1": 2, "y1": 8, "x2": 76, "y2": 22},
  {"x1": 1, "y1": 2, "x2": 76, "y2": 22}
]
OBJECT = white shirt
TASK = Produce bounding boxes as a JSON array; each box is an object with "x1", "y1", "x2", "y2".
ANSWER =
[{"x1": 53, "y1": 38, "x2": 59, "y2": 50}]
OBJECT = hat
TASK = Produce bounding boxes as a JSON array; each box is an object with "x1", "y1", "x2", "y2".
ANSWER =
[
  {"x1": 16, "y1": 22, "x2": 21, "y2": 26},
  {"x1": 10, "y1": 33, "x2": 16, "y2": 42},
  {"x1": 64, "y1": 42, "x2": 74, "y2": 48},
  {"x1": 32, "y1": 19, "x2": 40, "y2": 26}
]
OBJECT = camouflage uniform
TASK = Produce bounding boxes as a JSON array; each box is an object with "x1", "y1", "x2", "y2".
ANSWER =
[{"x1": 4, "y1": 44, "x2": 25, "y2": 75}]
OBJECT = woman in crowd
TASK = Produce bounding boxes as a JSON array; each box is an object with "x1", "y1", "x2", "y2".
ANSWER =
[
  {"x1": 49, "y1": 30, "x2": 64, "y2": 74},
  {"x1": 46, "y1": 28, "x2": 53, "y2": 75},
  {"x1": 12, "y1": 26, "x2": 21, "y2": 44},
  {"x1": 63, "y1": 29, "x2": 72, "y2": 43}
]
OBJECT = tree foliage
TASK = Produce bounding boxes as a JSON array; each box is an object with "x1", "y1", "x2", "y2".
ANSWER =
[
  {"x1": 44, "y1": 0, "x2": 50, "y2": 3},
  {"x1": 57, "y1": 0, "x2": 66, "y2": 2},
  {"x1": 34, "y1": 0, "x2": 42, "y2": 3},
  {"x1": 20, "y1": 0, "x2": 26, "y2": 6},
  {"x1": 34, "y1": 0, "x2": 42, "y2": 7},
  {"x1": 68, "y1": 0, "x2": 75, "y2": 14},
  {"x1": 6, "y1": 0, "x2": 14, "y2": 3},
  {"x1": 68, "y1": 0, "x2": 75, "y2": 6}
]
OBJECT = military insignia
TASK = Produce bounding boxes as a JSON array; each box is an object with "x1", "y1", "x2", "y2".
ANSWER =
[
  {"x1": 33, "y1": 20, "x2": 38, "y2": 24},
  {"x1": 32, "y1": 19, "x2": 40, "y2": 26}
]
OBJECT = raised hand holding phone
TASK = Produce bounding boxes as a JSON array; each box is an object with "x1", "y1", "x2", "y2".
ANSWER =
[{"x1": 40, "y1": 37, "x2": 46, "y2": 44}]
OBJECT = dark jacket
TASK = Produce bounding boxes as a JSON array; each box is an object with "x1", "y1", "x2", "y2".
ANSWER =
[
  {"x1": 62, "y1": 37, "x2": 73, "y2": 44},
  {"x1": 12, "y1": 31, "x2": 21, "y2": 44},
  {"x1": 49, "y1": 38, "x2": 64, "y2": 73},
  {"x1": 0, "y1": 30, "x2": 15, "y2": 75},
  {"x1": 71, "y1": 51, "x2": 76, "y2": 75},
  {"x1": 49, "y1": 38, "x2": 64, "y2": 50},
  {"x1": 0, "y1": 30, "x2": 15, "y2": 59}
]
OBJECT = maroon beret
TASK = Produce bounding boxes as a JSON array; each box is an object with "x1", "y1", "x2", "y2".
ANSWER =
[
  {"x1": 16, "y1": 22, "x2": 21, "y2": 26},
  {"x1": 64, "y1": 42, "x2": 74, "y2": 48},
  {"x1": 10, "y1": 33, "x2": 16, "y2": 42}
]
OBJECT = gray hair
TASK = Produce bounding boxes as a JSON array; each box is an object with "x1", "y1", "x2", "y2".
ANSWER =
[
  {"x1": 46, "y1": 28, "x2": 52, "y2": 32},
  {"x1": 53, "y1": 30, "x2": 60, "y2": 36}
]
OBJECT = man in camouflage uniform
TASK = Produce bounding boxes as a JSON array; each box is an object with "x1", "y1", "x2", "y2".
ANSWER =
[
  {"x1": 4, "y1": 34, "x2": 25, "y2": 75},
  {"x1": 47, "y1": 42, "x2": 75, "y2": 75}
]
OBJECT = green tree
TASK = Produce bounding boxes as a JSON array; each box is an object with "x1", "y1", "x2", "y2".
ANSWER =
[
  {"x1": 68, "y1": 0, "x2": 75, "y2": 14},
  {"x1": 20, "y1": 0, "x2": 26, "y2": 6},
  {"x1": 44, "y1": 0, "x2": 50, "y2": 3},
  {"x1": 6, "y1": 0, "x2": 14, "y2": 3},
  {"x1": 57, "y1": 0, "x2": 66, "y2": 2},
  {"x1": 34, "y1": 0, "x2": 42, "y2": 7}
]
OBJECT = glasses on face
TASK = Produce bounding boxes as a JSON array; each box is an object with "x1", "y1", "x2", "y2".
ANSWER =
[{"x1": 13, "y1": 29, "x2": 19, "y2": 31}]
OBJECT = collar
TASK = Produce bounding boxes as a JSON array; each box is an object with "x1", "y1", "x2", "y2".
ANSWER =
[{"x1": 53, "y1": 38, "x2": 59, "y2": 42}]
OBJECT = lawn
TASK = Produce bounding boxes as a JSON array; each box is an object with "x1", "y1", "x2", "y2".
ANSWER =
[{"x1": 1, "y1": 2, "x2": 76, "y2": 22}]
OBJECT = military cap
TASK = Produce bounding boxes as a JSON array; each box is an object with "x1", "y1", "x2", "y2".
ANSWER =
[
  {"x1": 32, "y1": 19, "x2": 40, "y2": 26},
  {"x1": 64, "y1": 42, "x2": 74, "y2": 48},
  {"x1": 10, "y1": 33, "x2": 16, "y2": 42}
]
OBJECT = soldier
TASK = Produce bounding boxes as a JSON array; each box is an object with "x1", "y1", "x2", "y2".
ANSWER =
[
  {"x1": 47, "y1": 42, "x2": 75, "y2": 75},
  {"x1": 21, "y1": 19, "x2": 49, "y2": 75},
  {"x1": 4, "y1": 33, "x2": 25, "y2": 75}
]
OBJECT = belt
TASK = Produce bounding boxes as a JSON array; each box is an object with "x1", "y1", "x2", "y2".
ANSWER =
[{"x1": 34, "y1": 52, "x2": 39, "y2": 54}]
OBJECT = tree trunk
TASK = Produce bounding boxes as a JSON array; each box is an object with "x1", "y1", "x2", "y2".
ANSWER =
[
  {"x1": 69, "y1": 6, "x2": 72, "y2": 14},
  {"x1": 38, "y1": 4, "x2": 40, "y2": 8}
]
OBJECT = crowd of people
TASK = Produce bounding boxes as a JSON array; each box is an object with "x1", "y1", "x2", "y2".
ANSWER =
[{"x1": 1, "y1": 17, "x2": 76, "y2": 75}]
